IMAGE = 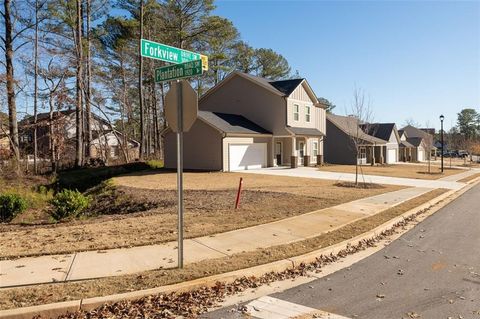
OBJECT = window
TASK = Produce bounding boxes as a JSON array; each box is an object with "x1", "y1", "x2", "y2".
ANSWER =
[
  {"x1": 293, "y1": 104, "x2": 299, "y2": 121},
  {"x1": 359, "y1": 147, "x2": 366, "y2": 159},
  {"x1": 313, "y1": 141, "x2": 318, "y2": 156},
  {"x1": 306, "y1": 105, "x2": 311, "y2": 122}
]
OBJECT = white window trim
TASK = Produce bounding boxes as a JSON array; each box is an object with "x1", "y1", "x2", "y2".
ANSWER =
[
  {"x1": 305, "y1": 105, "x2": 311, "y2": 122},
  {"x1": 293, "y1": 104, "x2": 299, "y2": 122}
]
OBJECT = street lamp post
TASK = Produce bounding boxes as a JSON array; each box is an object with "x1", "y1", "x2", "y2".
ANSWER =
[{"x1": 440, "y1": 114, "x2": 444, "y2": 173}]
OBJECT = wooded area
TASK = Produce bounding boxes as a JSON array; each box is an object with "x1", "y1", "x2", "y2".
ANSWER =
[{"x1": 0, "y1": 0, "x2": 295, "y2": 173}]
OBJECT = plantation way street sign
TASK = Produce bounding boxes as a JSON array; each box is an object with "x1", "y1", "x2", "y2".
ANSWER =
[{"x1": 155, "y1": 60, "x2": 203, "y2": 83}]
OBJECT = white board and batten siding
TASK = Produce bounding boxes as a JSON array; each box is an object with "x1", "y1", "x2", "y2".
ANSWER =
[
  {"x1": 222, "y1": 137, "x2": 272, "y2": 171},
  {"x1": 385, "y1": 129, "x2": 399, "y2": 164},
  {"x1": 286, "y1": 83, "x2": 326, "y2": 133}
]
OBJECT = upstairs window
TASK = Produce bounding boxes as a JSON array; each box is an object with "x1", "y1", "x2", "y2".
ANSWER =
[
  {"x1": 306, "y1": 105, "x2": 311, "y2": 122},
  {"x1": 293, "y1": 104, "x2": 299, "y2": 121}
]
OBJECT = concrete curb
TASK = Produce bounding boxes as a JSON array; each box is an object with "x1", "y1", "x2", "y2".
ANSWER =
[{"x1": 1, "y1": 180, "x2": 478, "y2": 319}]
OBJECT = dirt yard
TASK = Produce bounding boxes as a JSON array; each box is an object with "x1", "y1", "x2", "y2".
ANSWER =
[
  {"x1": 319, "y1": 164, "x2": 462, "y2": 180},
  {"x1": 0, "y1": 172, "x2": 401, "y2": 259},
  {"x1": 0, "y1": 189, "x2": 446, "y2": 311}
]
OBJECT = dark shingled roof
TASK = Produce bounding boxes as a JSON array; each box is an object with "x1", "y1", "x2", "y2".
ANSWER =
[
  {"x1": 360, "y1": 123, "x2": 396, "y2": 141},
  {"x1": 198, "y1": 111, "x2": 271, "y2": 135},
  {"x1": 326, "y1": 113, "x2": 386, "y2": 144},
  {"x1": 269, "y1": 79, "x2": 305, "y2": 95},
  {"x1": 407, "y1": 137, "x2": 424, "y2": 147},
  {"x1": 287, "y1": 127, "x2": 324, "y2": 136},
  {"x1": 400, "y1": 125, "x2": 430, "y2": 139},
  {"x1": 240, "y1": 73, "x2": 304, "y2": 97}
]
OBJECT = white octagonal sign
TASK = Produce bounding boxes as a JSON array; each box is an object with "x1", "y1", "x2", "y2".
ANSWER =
[{"x1": 165, "y1": 80, "x2": 198, "y2": 133}]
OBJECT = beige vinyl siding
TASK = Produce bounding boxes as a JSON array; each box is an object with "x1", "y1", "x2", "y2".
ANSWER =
[
  {"x1": 200, "y1": 75, "x2": 290, "y2": 136},
  {"x1": 164, "y1": 120, "x2": 222, "y2": 171},
  {"x1": 286, "y1": 83, "x2": 326, "y2": 136},
  {"x1": 222, "y1": 136, "x2": 273, "y2": 171}
]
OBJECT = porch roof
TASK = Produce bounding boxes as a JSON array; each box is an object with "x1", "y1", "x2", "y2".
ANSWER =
[{"x1": 286, "y1": 127, "x2": 324, "y2": 136}]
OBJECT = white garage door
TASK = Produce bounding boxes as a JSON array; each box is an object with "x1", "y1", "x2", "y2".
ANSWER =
[
  {"x1": 387, "y1": 149, "x2": 397, "y2": 164},
  {"x1": 229, "y1": 143, "x2": 267, "y2": 171},
  {"x1": 418, "y1": 149, "x2": 424, "y2": 162}
]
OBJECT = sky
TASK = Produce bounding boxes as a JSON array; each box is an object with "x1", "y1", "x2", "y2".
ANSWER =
[{"x1": 213, "y1": 0, "x2": 480, "y2": 131}]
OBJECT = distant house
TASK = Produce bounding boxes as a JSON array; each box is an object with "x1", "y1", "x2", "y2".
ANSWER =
[
  {"x1": 398, "y1": 125, "x2": 434, "y2": 162},
  {"x1": 0, "y1": 112, "x2": 10, "y2": 158},
  {"x1": 19, "y1": 110, "x2": 139, "y2": 165},
  {"x1": 325, "y1": 114, "x2": 403, "y2": 165},
  {"x1": 163, "y1": 71, "x2": 327, "y2": 171}
]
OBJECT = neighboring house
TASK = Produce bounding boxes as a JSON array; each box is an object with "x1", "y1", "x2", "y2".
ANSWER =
[
  {"x1": 20, "y1": 110, "x2": 139, "y2": 164},
  {"x1": 163, "y1": 71, "x2": 327, "y2": 171},
  {"x1": 399, "y1": 125, "x2": 434, "y2": 162},
  {"x1": 324, "y1": 113, "x2": 390, "y2": 165},
  {"x1": 0, "y1": 112, "x2": 10, "y2": 158},
  {"x1": 360, "y1": 123, "x2": 401, "y2": 164}
]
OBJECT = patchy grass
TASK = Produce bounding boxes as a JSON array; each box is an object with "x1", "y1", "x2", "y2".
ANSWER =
[
  {"x1": 0, "y1": 172, "x2": 401, "y2": 258},
  {"x1": 0, "y1": 188, "x2": 446, "y2": 310},
  {"x1": 319, "y1": 164, "x2": 462, "y2": 180},
  {"x1": 458, "y1": 173, "x2": 480, "y2": 183}
]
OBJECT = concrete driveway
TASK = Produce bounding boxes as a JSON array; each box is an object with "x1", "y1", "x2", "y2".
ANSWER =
[{"x1": 240, "y1": 167, "x2": 474, "y2": 190}]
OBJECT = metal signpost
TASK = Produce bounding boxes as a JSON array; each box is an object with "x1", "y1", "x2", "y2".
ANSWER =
[{"x1": 142, "y1": 38, "x2": 204, "y2": 268}]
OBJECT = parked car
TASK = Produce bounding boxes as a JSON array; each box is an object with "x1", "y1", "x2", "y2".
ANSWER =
[{"x1": 457, "y1": 150, "x2": 469, "y2": 158}]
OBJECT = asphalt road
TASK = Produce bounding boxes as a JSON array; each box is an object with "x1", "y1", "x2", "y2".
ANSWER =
[{"x1": 205, "y1": 183, "x2": 480, "y2": 319}]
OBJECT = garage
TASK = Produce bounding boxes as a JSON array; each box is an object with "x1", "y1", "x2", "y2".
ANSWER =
[
  {"x1": 229, "y1": 143, "x2": 267, "y2": 171},
  {"x1": 418, "y1": 148, "x2": 424, "y2": 162},
  {"x1": 386, "y1": 148, "x2": 397, "y2": 164}
]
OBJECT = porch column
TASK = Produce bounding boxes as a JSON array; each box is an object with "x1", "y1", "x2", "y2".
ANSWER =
[
  {"x1": 379, "y1": 146, "x2": 385, "y2": 164},
  {"x1": 291, "y1": 136, "x2": 297, "y2": 168},
  {"x1": 371, "y1": 145, "x2": 375, "y2": 166},
  {"x1": 271, "y1": 136, "x2": 275, "y2": 167}
]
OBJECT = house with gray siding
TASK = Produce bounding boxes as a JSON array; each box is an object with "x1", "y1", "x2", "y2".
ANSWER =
[
  {"x1": 324, "y1": 114, "x2": 401, "y2": 165},
  {"x1": 163, "y1": 71, "x2": 327, "y2": 171}
]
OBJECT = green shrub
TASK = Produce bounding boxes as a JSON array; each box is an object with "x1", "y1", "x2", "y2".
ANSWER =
[
  {"x1": 50, "y1": 189, "x2": 90, "y2": 220},
  {"x1": 147, "y1": 160, "x2": 164, "y2": 169},
  {"x1": 0, "y1": 193, "x2": 28, "y2": 222}
]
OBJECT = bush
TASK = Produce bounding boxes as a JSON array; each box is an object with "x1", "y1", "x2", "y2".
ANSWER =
[
  {"x1": 147, "y1": 160, "x2": 164, "y2": 169},
  {"x1": 50, "y1": 189, "x2": 90, "y2": 220},
  {"x1": 0, "y1": 193, "x2": 28, "y2": 222}
]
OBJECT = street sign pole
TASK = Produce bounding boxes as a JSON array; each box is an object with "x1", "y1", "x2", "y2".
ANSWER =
[{"x1": 176, "y1": 80, "x2": 184, "y2": 268}]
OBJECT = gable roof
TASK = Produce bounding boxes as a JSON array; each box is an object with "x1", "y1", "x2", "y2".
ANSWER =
[
  {"x1": 327, "y1": 113, "x2": 386, "y2": 144},
  {"x1": 360, "y1": 123, "x2": 398, "y2": 142},
  {"x1": 406, "y1": 137, "x2": 425, "y2": 147},
  {"x1": 20, "y1": 109, "x2": 109, "y2": 126},
  {"x1": 200, "y1": 71, "x2": 323, "y2": 107},
  {"x1": 400, "y1": 140, "x2": 414, "y2": 148},
  {"x1": 400, "y1": 125, "x2": 430, "y2": 139},
  {"x1": 198, "y1": 111, "x2": 271, "y2": 135},
  {"x1": 269, "y1": 79, "x2": 304, "y2": 95}
]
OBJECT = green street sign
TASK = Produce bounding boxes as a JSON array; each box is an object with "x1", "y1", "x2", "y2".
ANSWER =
[
  {"x1": 155, "y1": 60, "x2": 203, "y2": 83},
  {"x1": 141, "y1": 39, "x2": 201, "y2": 64}
]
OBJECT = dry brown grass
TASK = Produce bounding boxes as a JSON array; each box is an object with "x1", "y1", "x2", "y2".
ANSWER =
[
  {"x1": 0, "y1": 172, "x2": 401, "y2": 258},
  {"x1": 458, "y1": 173, "x2": 480, "y2": 183},
  {"x1": 319, "y1": 164, "x2": 462, "y2": 180},
  {"x1": 0, "y1": 189, "x2": 446, "y2": 311}
]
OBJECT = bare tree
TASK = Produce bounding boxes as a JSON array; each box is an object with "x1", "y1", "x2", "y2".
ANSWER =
[
  {"x1": 74, "y1": 0, "x2": 84, "y2": 167},
  {"x1": 138, "y1": 0, "x2": 145, "y2": 160},
  {"x1": 346, "y1": 87, "x2": 374, "y2": 185},
  {"x1": 423, "y1": 121, "x2": 434, "y2": 174}
]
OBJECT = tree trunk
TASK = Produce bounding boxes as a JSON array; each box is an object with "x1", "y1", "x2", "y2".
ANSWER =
[
  {"x1": 84, "y1": 0, "x2": 92, "y2": 159},
  {"x1": 3, "y1": 0, "x2": 20, "y2": 163},
  {"x1": 138, "y1": 0, "x2": 145, "y2": 160},
  {"x1": 75, "y1": 0, "x2": 84, "y2": 167},
  {"x1": 33, "y1": 0, "x2": 39, "y2": 174}
]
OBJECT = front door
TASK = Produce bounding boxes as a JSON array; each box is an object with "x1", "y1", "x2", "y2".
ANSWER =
[
  {"x1": 298, "y1": 141, "x2": 305, "y2": 164},
  {"x1": 275, "y1": 142, "x2": 282, "y2": 165}
]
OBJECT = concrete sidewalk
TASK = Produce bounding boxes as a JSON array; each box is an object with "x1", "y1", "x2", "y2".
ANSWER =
[
  {"x1": 241, "y1": 167, "x2": 478, "y2": 189},
  {"x1": 0, "y1": 187, "x2": 434, "y2": 288}
]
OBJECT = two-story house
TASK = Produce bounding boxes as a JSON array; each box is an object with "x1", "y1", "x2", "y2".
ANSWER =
[{"x1": 163, "y1": 71, "x2": 326, "y2": 171}]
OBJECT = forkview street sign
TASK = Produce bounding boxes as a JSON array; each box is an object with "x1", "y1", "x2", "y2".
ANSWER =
[
  {"x1": 155, "y1": 60, "x2": 203, "y2": 83},
  {"x1": 141, "y1": 39, "x2": 201, "y2": 64}
]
